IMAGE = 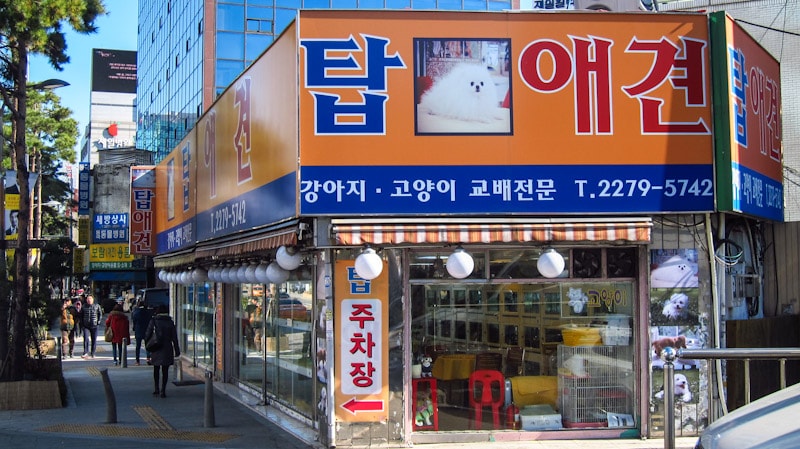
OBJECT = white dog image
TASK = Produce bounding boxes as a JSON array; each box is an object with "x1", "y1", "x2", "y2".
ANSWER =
[
  {"x1": 662, "y1": 293, "x2": 690, "y2": 320},
  {"x1": 655, "y1": 373, "x2": 693, "y2": 403},
  {"x1": 651, "y1": 255, "x2": 698, "y2": 288},
  {"x1": 419, "y1": 64, "x2": 505, "y2": 123},
  {"x1": 567, "y1": 287, "x2": 589, "y2": 314}
]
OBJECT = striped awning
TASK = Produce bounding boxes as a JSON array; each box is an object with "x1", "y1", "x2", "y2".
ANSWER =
[
  {"x1": 194, "y1": 226, "x2": 298, "y2": 260},
  {"x1": 332, "y1": 218, "x2": 652, "y2": 245}
]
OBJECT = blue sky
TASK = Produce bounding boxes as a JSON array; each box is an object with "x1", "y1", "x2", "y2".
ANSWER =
[{"x1": 28, "y1": 1, "x2": 138, "y2": 154}]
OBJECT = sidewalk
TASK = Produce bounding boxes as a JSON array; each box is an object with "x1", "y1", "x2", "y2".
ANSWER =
[
  {"x1": 0, "y1": 326, "x2": 319, "y2": 449},
  {"x1": 0, "y1": 328, "x2": 697, "y2": 449}
]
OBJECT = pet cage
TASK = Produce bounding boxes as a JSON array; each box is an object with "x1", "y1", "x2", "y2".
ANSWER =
[{"x1": 557, "y1": 345, "x2": 635, "y2": 428}]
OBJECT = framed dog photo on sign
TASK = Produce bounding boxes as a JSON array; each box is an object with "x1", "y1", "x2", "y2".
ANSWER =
[{"x1": 414, "y1": 38, "x2": 513, "y2": 135}]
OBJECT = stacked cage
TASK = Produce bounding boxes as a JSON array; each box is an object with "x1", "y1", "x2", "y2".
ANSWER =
[{"x1": 558, "y1": 345, "x2": 634, "y2": 428}]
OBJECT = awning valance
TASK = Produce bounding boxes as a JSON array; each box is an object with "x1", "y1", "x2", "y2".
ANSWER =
[
  {"x1": 154, "y1": 249, "x2": 196, "y2": 269},
  {"x1": 332, "y1": 218, "x2": 652, "y2": 245},
  {"x1": 194, "y1": 226, "x2": 298, "y2": 260}
]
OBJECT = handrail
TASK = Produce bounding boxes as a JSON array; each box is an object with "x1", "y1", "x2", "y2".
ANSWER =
[{"x1": 660, "y1": 347, "x2": 800, "y2": 449}]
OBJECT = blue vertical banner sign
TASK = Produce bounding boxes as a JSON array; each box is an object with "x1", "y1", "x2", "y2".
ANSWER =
[{"x1": 78, "y1": 162, "x2": 91, "y2": 215}]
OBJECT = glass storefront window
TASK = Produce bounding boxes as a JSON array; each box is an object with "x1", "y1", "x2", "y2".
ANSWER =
[
  {"x1": 263, "y1": 273, "x2": 314, "y2": 417},
  {"x1": 409, "y1": 247, "x2": 637, "y2": 432}
]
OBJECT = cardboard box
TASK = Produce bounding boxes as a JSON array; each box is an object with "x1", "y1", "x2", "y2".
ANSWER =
[{"x1": 520, "y1": 404, "x2": 563, "y2": 430}]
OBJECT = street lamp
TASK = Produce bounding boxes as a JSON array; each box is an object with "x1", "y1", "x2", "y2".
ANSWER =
[{"x1": 28, "y1": 79, "x2": 70, "y2": 91}]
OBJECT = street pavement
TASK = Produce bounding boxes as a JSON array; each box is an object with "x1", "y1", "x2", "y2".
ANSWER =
[
  {"x1": 0, "y1": 328, "x2": 319, "y2": 449},
  {"x1": 0, "y1": 328, "x2": 697, "y2": 449}
]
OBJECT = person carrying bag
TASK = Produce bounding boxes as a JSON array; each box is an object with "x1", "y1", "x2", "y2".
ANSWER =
[{"x1": 145, "y1": 304, "x2": 180, "y2": 398}]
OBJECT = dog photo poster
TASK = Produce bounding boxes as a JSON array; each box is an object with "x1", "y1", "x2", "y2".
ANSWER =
[
  {"x1": 650, "y1": 249, "x2": 699, "y2": 289},
  {"x1": 414, "y1": 38, "x2": 512, "y2": 135}
]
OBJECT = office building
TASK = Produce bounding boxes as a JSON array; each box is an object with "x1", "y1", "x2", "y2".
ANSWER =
[{"x1": 136, "y1": 0, "x2": 523, "y2": 162}]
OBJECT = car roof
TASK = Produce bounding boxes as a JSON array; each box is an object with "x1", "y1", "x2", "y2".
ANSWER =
[{"x1": 698, "y1": 382, "x2": 800, "y2": 448}]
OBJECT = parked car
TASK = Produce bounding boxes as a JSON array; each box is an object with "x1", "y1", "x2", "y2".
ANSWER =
[
  {"x1": 136, "y1": 288, "x2": 170, "y2": 310},
  {"x1": 278, "y1": 296, "x2": 310, "y2": 321},
  {"x1": 695, "y1": 381, "x2": 800, "y2": 449}
]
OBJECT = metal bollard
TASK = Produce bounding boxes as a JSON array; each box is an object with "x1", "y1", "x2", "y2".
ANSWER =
[
  {"x1": 56, "y1": 336, "x2": 62, "y2": 362},
  {"x1": 204, "y1": 371, "x2": 216, "y2": 428},
  {"x1": 122, "y1": 338, "x2": 128, "y2": 368},
  {"x1": 661, "y1": 347, "x2": 676, "y2": 449},
  {"x1": 175, "y1": 358, "x2": 183, "y2": 382},
  {"x1": 100, "y1": 368, "x2": 117, "y2": 423}
]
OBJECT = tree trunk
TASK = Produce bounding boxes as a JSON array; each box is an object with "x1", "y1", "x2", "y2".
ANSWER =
[{"x1": 10, "y1": 46, "x2": 32, "y2": 381}]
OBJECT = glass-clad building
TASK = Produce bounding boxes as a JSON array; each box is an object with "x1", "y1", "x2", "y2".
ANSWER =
[{"x1": 136, "y1": 0, "x2": 517, "y2": 162}]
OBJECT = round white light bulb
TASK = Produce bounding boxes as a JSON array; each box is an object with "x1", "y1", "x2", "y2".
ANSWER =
[
  {"x1": 537, "y1": 249, "x2": 565, "y2": 278},
  {"x1": 276, "y1": 246, "x2": 302, "y2": 271},
  {"x1": 446, "y1": 247, "x2": 474, "y2": 279},
  {"x1": 245, "y1": 262, "x2": 258, "y2": 283},
  {"x1": 255, "y1": 262, "x2": 270, "y2": 284},
  {"x1": 192, "y1": 267, "x2": 208, "y2": 283},
  {"x1": 267, "y1": 262, "x2": 290, "y2": 284},
  {"x1": 354, "y1": 248, "x2": 383, "y2": 280}
]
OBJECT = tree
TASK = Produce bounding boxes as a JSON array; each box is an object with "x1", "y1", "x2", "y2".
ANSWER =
[{"x1": 0, "y1": 0, "x2": 105, "y2": 381}]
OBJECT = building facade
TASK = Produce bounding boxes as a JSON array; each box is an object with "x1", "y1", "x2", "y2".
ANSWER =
[{"x1": 146, "y1": 9, "x2": 792, "y2": 447}]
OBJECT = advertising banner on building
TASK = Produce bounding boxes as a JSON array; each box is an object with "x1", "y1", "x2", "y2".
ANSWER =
[
  {"x1": 78, "y1": 162, "x2": 91, "y2": 215},
  {"x1": 297, "y1": 11, "x2": 715, "y2": 215},
  {"x1": 130, "y1": 166, "x2": 156, "y2": 255},
  {"x1": 193, "y1": 24, "x2": 299, "y2": 242},
  {"x1": 155, "y1": 133, "x2": 196, "y2": 254},
  {"x1": 710, "y1": 12, "x2": 783, "y2": 222},
  {"x1": 92, "y1": 213, "x2": 128, "y2": 243},
  {"x1": 91, "y1": 48, "x2": 137, "y2": 94},
  {"x1": 89, "y1": 243, "x2": 135, "y2": 270},
  {"x1": 334, "y1": 259, "x2": 389, "y2": 423}
]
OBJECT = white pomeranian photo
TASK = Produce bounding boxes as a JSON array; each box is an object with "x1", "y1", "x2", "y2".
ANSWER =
[
  {"x1": 418, "y1": 63, "x2": 508, "y2": 129},
  {"x1": 662, "y1": 292, "x2": 690, "y2": 320}
]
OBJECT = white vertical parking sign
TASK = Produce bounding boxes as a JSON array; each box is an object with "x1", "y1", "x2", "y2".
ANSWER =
[
  {"x1": 335, "y1": 261, "x2": 388, "y2": 422},
  {"x1": 340, "y1": 299, "x2": 382, "y2": 395}
]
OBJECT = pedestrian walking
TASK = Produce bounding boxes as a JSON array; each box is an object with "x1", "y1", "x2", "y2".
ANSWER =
[
  {"x1": 60, "y1": 299, "x2": 75, "y2": 358},
  {"x1": 145, "y1": 304, "x2": 180, "y2": 398},
  {"x1": 73, "y1": 297, "x2": 83, "y2": 337},
  {"x1": 105, "y1": 303, "x2": 131, "y2": 365},
  {"x1": 131, "y1": 299, "x2": 154, "y2": 365},
  {"x1": 79, "y1": 295, "x2": 103, "y2": 358}
]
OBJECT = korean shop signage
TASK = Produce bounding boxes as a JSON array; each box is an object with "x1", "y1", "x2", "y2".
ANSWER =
[{"x1": 334, "y1": 260, "x2": 388, "y2": 423}]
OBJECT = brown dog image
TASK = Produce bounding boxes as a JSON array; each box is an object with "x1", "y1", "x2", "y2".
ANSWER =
[{"x1": 652, "y1": 335, "x2": 687, "y2": 356}]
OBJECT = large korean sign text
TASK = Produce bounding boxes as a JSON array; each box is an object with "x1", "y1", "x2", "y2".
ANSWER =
[
  {"x1": 299, "y1": 12, "x2": 714, "y2": 215},
  {"x1": 130, "y1": 166, "x2": 156, "y2": 255}
]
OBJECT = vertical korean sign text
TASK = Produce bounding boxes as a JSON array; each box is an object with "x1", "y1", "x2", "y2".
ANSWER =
[
  {"x1": 334, "y1": 260, "x2": 389, "y2": 422},
  {"x1": 130, "y1": 166, "x2": 156, "y2": 255},
  {"x1": 711, "y1": 11, "x2": 783, "y2": 221},
  {"x1": 78, "y1": 162, "x2": 91, "y2": 215}
]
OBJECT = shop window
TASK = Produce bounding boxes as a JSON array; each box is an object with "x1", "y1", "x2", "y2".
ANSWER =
[
  {"x1": 572, "y1": 248, "x2": 602, "y2": 278},
  {"x1": 489, "y1": 249, "x2": 540, "y2": 279},
  {"x1": 523, "y1": 326, "x2": 540, "y2": 347},
  {"x1": 486, "y1": 323, "x2": 500, "y2": 345},
  {"x1": 607, "y1": 247, "x2": 637, "y2": 277},
  {"x1": 469, "y1": 322, "x2": 482, "y2": 342},
  {"x1": 408, "y1": 249, "x2": 638, "y2": 432},
  {"x1": 504, "y1": 324, "x2": 518, "y2": 345},
  {"x1": 455, "y1": 321, "x2": 467, "y2": 340}
]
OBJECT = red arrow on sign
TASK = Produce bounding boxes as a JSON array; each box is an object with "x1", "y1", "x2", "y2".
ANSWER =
[{"x1": 341, "y1": 397, "x2": 384, "y2": 415}]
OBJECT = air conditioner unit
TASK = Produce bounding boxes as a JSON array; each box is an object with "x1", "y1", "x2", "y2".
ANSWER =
[{"x1": 574, "y1": 0, "x2": 655, "y2": 11}]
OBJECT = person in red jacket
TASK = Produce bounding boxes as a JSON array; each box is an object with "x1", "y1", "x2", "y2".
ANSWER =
[{"x1": 105, "y1": 304, "x2": 131, "y2": 365}]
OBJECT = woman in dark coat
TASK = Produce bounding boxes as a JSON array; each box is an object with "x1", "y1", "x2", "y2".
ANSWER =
[{"x1": 145, "y1": 304, "x2": 180, "y2": 398}]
